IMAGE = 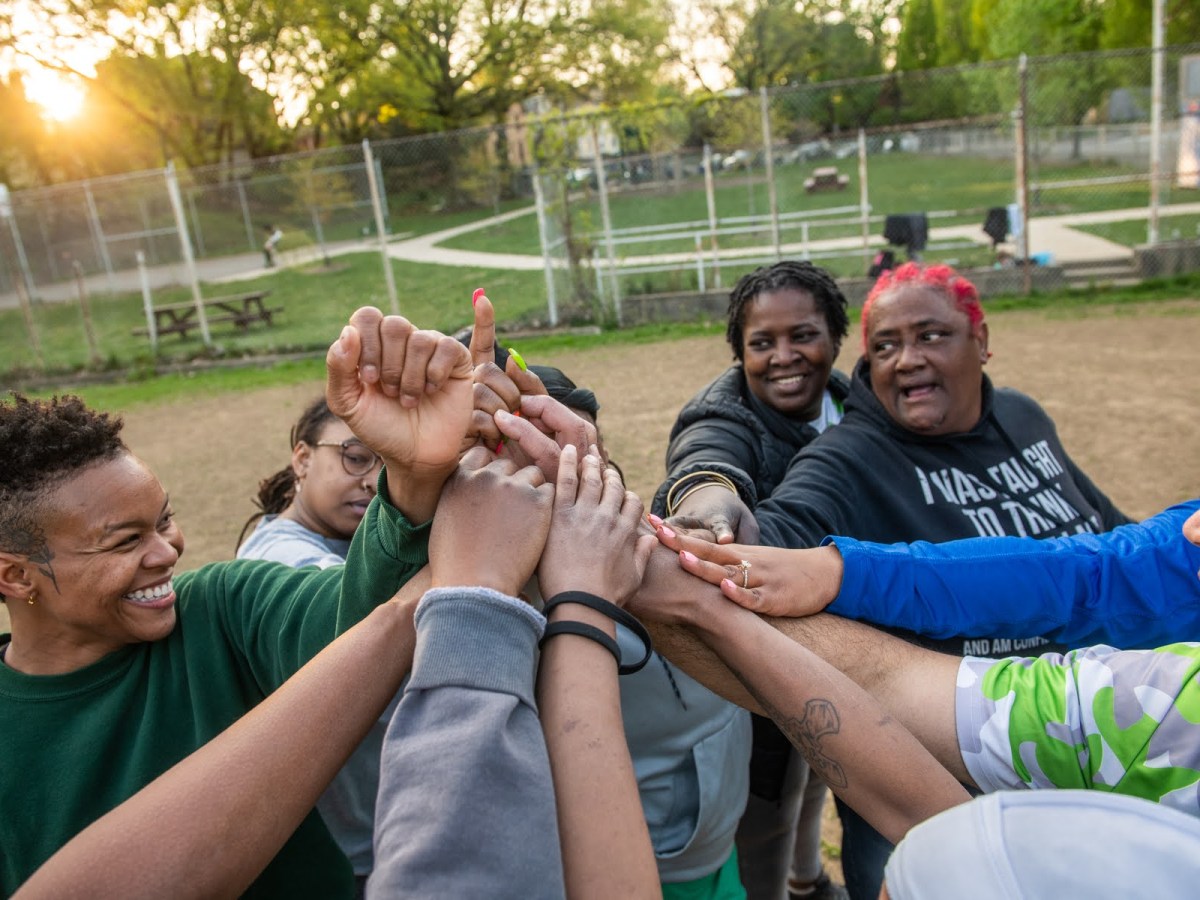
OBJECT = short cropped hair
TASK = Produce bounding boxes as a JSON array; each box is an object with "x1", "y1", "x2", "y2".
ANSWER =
[
  {"x1": 0, "y1": 394, "x2": 126, "y2": 557},
  {"x1": 862, "y1": 262, "x2": 984, "y2": 351}
]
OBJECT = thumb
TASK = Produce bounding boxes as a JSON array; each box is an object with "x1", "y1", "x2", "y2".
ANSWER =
[
  {"x1": 325, "y1": 325, "x2": 363, "y2": 418},
  {"x1": 710, "y1": 517, "x2": 736, "y2": 545}
]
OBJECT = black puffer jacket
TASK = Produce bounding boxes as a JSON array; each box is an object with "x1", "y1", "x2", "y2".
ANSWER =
[{"x1": 651, "y1": 366, "x2": 851, "y2": 516}]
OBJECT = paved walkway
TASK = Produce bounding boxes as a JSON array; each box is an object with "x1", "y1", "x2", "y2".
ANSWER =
[{"x1": 5, "y1": 201, "x2": 1199, "y2": 311}]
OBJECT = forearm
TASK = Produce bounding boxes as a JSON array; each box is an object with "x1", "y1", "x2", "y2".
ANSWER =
[
  {"x1": 537, "y1": 605, "x2": 659, "y2": 900},
  {"x1": 16, "y1": 598, "x2": 418, "y2": 900},
  {"x1": 693, "y1": 604, "x2": 969, "y2": 842}
]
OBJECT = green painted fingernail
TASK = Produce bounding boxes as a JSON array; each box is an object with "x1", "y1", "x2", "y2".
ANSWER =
[{"x1": 507, "y1": 347, "x2": 527, "y2": 371}]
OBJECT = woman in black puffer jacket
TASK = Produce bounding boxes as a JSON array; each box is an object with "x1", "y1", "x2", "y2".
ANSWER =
[{"x1": 653, "y1": 260, "x2": 852, "y2": 900}]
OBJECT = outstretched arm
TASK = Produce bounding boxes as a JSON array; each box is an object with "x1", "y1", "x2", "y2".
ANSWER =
[
  {"x1": 14, "y1": 581, "x2": 425, "y2": 900},
  {"x1": 536, "y1": 445, "x2": 659, "y2": 900},
  {"x1": 630, "y1": 540, "x2": 972, "y2": 796}
]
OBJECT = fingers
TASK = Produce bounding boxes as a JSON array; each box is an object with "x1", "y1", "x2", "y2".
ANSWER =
[
  {"x1": 709, "y1": 517, "x2": 736, "y2": 545},
  {"x1": 458, "y1": 445, "x2": 495, "y2": 472},
  {"x1": 554, "y1": 443, "x2": 580, "y2": 510},
  {"x1": 649, "y1": 516, "x2": 735, "y2": 560},
  {"x1": 469, "y1": 294, "x2": 497, "y2": 367},
  {"x1": 518, "y1": 394, "x2": 597, "y2": 455},
  {"x1": 425, "y1": 334, "x2": 473, "y2": 395},
  {"x1": 576, "y1": 452, "x2": 605, "y2": 506},
  {"x1": 496, "y1": 408, "x2": 560, "y2": 480},
  {"x1": 325, "y1": 325, "x2": 363, "y2": 418},
  {"x1": 348, "y1": 307, "x2": 385, "y2": 385},
  {"x1": 676, "y1": 549, "x2": 765, "y2": 612},
  {"x1": 505, "y1": 354, "x2": 549, "y2": 396},
  {"x1": 474, "y1": 363, "x2": 521, "y2": 416}
]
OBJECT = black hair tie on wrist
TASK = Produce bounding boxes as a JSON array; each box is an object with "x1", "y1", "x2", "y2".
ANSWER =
[{"x1": 540, "y1": 591, "x2": 654, "y2": 675}]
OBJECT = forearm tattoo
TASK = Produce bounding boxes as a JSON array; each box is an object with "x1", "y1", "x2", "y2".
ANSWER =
[{"x1": 732, "y1": 665, "x2": 848, "y2": 789}]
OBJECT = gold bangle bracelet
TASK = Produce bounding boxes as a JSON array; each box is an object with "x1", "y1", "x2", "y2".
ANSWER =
[{"x1": 665, "y1": 470, "x2": 739, "y2": 517}]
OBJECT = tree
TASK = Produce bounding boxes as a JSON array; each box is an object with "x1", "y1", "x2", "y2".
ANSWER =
[
  {"x1": 897, "y1": 0, "x2": 940, "y2": 71},
  {"x1": 1101, "y1": 0, "x2": 1200, "y2": 49}
]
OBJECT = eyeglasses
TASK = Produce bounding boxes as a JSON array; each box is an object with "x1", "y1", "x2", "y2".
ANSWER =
[{"x1": 313, "y1": 440, "x2": 383, "y2": 477}]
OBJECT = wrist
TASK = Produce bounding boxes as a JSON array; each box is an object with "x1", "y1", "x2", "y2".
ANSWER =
[
  {"x1": 665, "y1": 470, "x2": 739, "y2": 516},
  {"x1": 546, "y1": 602, "x2": 617, "y2": 638},
  {"x1": 382, "y1": 462, "x2": 455, "y2": 524}
]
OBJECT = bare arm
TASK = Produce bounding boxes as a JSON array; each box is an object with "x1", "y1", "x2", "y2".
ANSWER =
[
  {"x1": 630, "y1": 541, "x2": 972, "y2": 788},
  {"x1": 14, "y1": 579, "x2": 425, "y2": 900},
  {"x1": 536, "y1": 445, "x2": 659, "y2": 900}
]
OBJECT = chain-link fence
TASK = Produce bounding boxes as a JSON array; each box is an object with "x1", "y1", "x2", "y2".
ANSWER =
[{"x1": 3, "y1": 44, "x2": 1199, "y2": 346}]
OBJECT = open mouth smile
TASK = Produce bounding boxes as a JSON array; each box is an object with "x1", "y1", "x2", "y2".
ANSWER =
[{"x1": 123, "y1": 579, "x2": 175, "y2": 606}]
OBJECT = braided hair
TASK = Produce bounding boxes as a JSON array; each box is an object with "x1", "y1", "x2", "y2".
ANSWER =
[
  {"x1": 725, "y1": 260, "x2": 850, "y2": 362},
  {"x1": 0, "y1": 394, "x2": 126, "y2": 591},
  {"x1": 236, "y1": 396, "x2": 338, "y2": 550}
]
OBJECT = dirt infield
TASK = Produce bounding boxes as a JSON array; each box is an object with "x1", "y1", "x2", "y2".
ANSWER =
[{"x1": 116, "y1": 300, "x2": 1199, "y2": 568}]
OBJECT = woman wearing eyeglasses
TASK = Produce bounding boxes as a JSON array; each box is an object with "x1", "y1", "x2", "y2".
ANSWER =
[
  {"x1": 237, "y1": 396, "x2": 386, "y2": 895},
  {"x1": 238, "y1": 397, "x2": 383, "y2": 570}
]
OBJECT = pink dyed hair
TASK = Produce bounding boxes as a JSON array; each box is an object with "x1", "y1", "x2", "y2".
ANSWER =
[{"x1": 861, "y1": 262, "x2": 984, "y2": 351}]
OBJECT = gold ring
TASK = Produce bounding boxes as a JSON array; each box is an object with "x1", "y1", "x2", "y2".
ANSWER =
[{"x1": 740, "y1": 560, "x2": 751, "y2": 589}]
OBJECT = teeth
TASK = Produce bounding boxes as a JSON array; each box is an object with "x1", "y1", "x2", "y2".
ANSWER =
[{"x1": 125, "y1": 580, "x2": 173, "y2": 603}]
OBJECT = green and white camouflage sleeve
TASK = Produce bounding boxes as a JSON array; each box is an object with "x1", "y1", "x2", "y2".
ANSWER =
[{"x1": 956, "y1": 642, "x2": 1200, "y2": 818}]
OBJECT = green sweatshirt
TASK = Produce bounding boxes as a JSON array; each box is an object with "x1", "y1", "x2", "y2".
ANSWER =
[{"x1": 0, "y1": 491, "x2": 429, "y2": 897}]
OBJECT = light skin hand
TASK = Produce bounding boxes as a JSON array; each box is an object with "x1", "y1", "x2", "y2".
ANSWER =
[
  {"x1": 665, "y1": 487, "x2": 760, "y2": 545},
  {"x1": 325, "y1": 307, "x2": 473, "y2": 522},
  {"x1": 538, "y1": 445, "x2": 657, "y2": 606},
  {"x1": 650, "y1": 518, "x2": 844, "y2": 617},
  {"x1": 493, "y1": 394, "x2": 598, "y2": 481},
  {"x1": 428, "y1": 446, "x2": 553, "y2": 597}
]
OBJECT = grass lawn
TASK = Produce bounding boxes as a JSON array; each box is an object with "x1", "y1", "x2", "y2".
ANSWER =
[
  {"x1": 1, "y1": 253, "x2": 551, "y2": 383},
  {"x1": 1076, "y1": 213, "x2": 1200, "y2": 248},
  {"x1": 440, "y1": 154, "x2": 1148, "y2": 257}
]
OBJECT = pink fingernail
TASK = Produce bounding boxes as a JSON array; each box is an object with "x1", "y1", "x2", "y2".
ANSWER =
[
  {"x1": 721, "y1": 578, "x2": 736, "y2": 591},
  {"x1": 681, "y1": 550, "x2": 696, "y2": 563},
  {"x1": 472, "y1": 287, "x2": 486, "y2": 307},
  {"x1": 662, "y1": 525, "x2": 676, "y2": 539},
  {"x1": 647, "y1": 513, "x2": 663, "y2": 527}
]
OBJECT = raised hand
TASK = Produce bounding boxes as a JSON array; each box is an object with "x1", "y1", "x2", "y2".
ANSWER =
[
  {"x1": 429, "y1": 446, "x2": 554, "y2": 597},
  {"x1": 466, "y1": 293, "x2": 548, "y2": 451},
  {"x1": 649, "y1": 518, "x2": 843, "y2": 617},
  {"x1": 538, "y1": 444, "x2": 656, "y2": 607},
  {"x1": 326, "y1": 307, "x2": 473, "y2": 521}
]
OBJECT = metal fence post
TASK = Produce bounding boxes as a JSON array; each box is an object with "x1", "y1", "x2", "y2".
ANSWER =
[
  {"x1": 531, "y1": 166, "x2": 559, "y2": 327},
  {"x1": 164, "y1": 161, "x2": 213, "y2": 346},
  {"x1": 362, "y1": 139, "x2": 400, "y2": 315},
  {"x1": 590, "y1": 121, "x2": 621, "y2": 326},
  {"x1": 186, "y1": 190, "x2": 207, "y2": 258},
  {"x1": 1015, "y1": 55, "x2": 1032, "y2": 295},
  {"x1": 83, "y1": 182, "x2": 116, "y2": 295},
  {"x1": 760, "y1": 87, "x2": 782, "y2": 260},
  {"x1": 0, "y1": 185, "x2": 37, "y2": 301},
  {"x1": 237, "y1": 180, "x2": 256, "y2": 251},
  {"x1": 137, "y1": 250, "x2": 158, "y2": 353},
  {"x1": 858, "y1": 128, "x2": 871, "y2": 269},
  {"x1": 1148, "y1": 0, "x2": 1165, "y2": 244},
  {"x1": 703, "y1": 143, "x2": 721, "y2": 288}
]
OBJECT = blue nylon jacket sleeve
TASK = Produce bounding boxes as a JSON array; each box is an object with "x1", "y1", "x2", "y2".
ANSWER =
[{"x1": 825, "y1": 499, "x2": 1200, "y2": 649}]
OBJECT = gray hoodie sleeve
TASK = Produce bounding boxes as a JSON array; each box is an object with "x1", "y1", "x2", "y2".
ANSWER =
[{"x1": 367, "y1": 587, "x2": 566, "y2": 900}]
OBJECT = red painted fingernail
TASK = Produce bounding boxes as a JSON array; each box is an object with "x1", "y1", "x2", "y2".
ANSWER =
[{"x1": 472, "y1": 287, "x2": 486, "y2": 307}]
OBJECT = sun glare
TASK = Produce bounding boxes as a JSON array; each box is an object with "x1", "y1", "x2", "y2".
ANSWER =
[{"x1": 23, "y1": 68, "x2": 87, "y2": 122}]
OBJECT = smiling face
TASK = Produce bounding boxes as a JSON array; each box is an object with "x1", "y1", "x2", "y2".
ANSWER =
[
  {"x1": 286, "y1": 419, "x2": 380, "y2": 541},
  {"x1": 1, "y1": 453, "x2": 184, "y2": 673},
  {"x1": 865, "y1": 284, "x2": 989, "y2": 435},
  {"x1": 741, "y1": 287, "x2": 840, "y2": 421}
]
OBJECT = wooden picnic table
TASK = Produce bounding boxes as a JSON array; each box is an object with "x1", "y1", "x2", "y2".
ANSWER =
[
  {"x1": 804, "y1": 166, "x2": 850, "y2": 194},
  {"x1": 133, "y1": 290, "x2": 282, "y2": 340}
]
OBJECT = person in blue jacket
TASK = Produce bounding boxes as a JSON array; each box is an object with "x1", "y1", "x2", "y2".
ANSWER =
[{"x1": 649, "y1": 498, "x2": 1200, "y2": 651}]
